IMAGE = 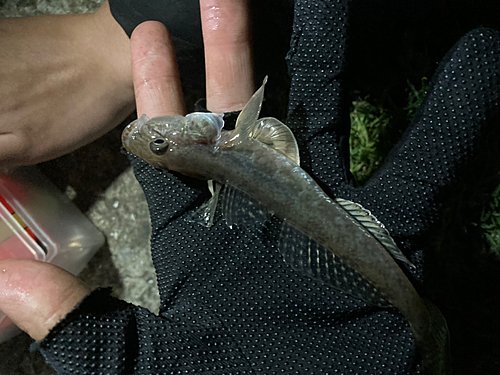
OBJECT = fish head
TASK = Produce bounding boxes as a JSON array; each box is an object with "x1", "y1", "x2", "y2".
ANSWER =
[{"x1": 122, "y1": 113, "x2": 224, "y2": 169}]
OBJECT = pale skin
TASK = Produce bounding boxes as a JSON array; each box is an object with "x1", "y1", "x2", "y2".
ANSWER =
[
  {"x1": 0, "y1": 0, "x2": 253, "y2": 342},
  {"x1": 0, "y1": 2, "x2": 133, "y2": 168}
]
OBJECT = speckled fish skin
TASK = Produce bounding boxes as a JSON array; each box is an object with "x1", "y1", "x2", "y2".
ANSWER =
[{"x1": 122, "y1": 110, "x2": 449, "y2": 375}]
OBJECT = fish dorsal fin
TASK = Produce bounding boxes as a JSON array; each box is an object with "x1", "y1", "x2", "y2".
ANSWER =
[
  {"x1": 228, "y1": 76, "x2": 300, "y2": 164},
  {"x1": 279, "y1": 220, "x2": 390, "y2": 307},
  {"x1": 335, "y1": 198, "x2": 415, "y2": 268},
  {"x1": 233, "y1": 76, "x2": 268, "y2": 138}
]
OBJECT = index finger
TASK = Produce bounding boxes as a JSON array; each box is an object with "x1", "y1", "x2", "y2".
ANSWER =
[{"x1": 131, "y1": 21, "x2": 186, "y2": 117}]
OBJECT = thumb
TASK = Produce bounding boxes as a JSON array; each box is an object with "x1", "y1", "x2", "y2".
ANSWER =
[{"x1": 0, "y1": 259, "x2": 90, "y2": 341}]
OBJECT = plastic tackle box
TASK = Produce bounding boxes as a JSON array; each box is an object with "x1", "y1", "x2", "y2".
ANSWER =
[{"x1": 0, "y1": 167, "x2": 105, "y2": 342}]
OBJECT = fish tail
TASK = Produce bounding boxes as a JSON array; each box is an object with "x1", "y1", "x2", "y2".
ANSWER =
[{"x1": 418, "y1": 299, "x2": 452, "y2": 375}]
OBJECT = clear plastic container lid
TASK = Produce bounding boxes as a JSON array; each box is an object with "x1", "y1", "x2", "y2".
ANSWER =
[
  {"x1": 0, "y1": 201, "x2": 47, "y2": 261},
  {"x1": 0, "y1": 198, "x2": 48, "y2": 330},
  {"x1": 0, "y1": 167, "x2": 105, "y2": 342}
]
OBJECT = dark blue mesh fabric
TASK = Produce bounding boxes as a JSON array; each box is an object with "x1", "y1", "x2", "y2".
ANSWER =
[{"x1": 37, "y1": 0, "x2": 500, "y2": 374}]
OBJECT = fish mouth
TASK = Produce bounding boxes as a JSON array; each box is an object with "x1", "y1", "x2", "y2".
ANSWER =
[
  {"x1": 121, "y1": 122, "x2": 136, "y2": 151},
  {"x1": 121, "y1": 115, "x2": 147, "y2": 153}
]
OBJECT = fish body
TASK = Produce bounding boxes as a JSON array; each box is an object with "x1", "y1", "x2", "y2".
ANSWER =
[{"x1": 122, "y1": 80, "x2": 450, "y2": 374}]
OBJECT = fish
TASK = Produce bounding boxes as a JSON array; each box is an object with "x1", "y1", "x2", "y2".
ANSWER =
[{"x1": 122, "y1": 78, "x2": 451, "y2": 374}]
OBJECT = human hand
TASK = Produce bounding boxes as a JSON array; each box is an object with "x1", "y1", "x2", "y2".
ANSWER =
[
  {"x1": 131, "y1": 1, "x2": 254, "y2": 118},
  {"x1": 0, "y1": 2, "x2": 134, "y2": 169},
  {"x1": 0, "y1": 0, "x2": 134, "y2": 342},
  {"x1": 125, "y1": 4, "x2": 500, "y2": 375},
  {"x1": 0, "y1": 0, "x2": 254, "y2": 358},
  {"x1": 0, "y1": 0, "x2": 498, "y2": 374},
  {"x1": 120, "y1": 1, "x2": 429, "y2": 373},
  {"x1": 0, "y1": 259, "x2": 89, "y2": 342}
]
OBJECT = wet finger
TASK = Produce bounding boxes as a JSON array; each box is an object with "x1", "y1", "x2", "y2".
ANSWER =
[
  {"x1": 131, "y1": 21, "x2": 186, "y2": 117},
  {"x1": 0, "y1": 259, "x2": 89, "y2": 341},
  {"x1": 200, "y1": 0, "x2": 254, "y2": 112}
]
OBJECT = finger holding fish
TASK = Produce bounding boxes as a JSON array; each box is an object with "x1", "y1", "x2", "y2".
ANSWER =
[
  {"x1": 0, "y1": 0, "x2": 255, "y2": 350},
  {"x1": 123, "y1": 1, "x2": 450, "y2": 374},
  {"x1": 130, "y1": 0, "x2": 254, "y2": 119},
  {"x1": 123, "y1": 15, "x2": 451, "y2": 370},
  {"x1": 201, "y1": 0, "x2": 254, "y2": 112},
  {"x1": 131, "y1": 21, "x2": 186, "y2": 117}
]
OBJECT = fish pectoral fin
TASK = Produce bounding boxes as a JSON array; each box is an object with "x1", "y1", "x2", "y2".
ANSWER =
[
  {"x1": 185, "y1": 180, "x2": 222, "y2": 227},
  {"x1": 335, "y1": 198, "x2": 415, "y2": 268},
  {"x1": 250, "y1": 117, "x2": 300, "y2": 165},
  {"x1": 224, "y1": 77, "x2": 300, "y2": 165},
  {"x1": 279, "y1": 220, "x2": 390, "y2": 307},
  {"x1": 221, "y1": 184, "x2": 271, "y2": 232}
]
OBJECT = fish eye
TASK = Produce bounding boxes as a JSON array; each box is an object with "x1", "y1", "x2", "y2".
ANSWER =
[{"x1": 149, "y1": 138, "x2": 169, "y2": 155}]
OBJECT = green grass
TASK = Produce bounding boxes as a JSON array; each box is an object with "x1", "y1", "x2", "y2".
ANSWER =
[
  {"x1": 349, "y1": 79, "x2": 500, "y2": 257},
  {"x1": 480, "y1": 184, "x2": 500, "y2": 255},
  {"x1": 349, "y1": 78, "x2": 430, "y2": 182},
  {"x1": 405, "y1": 78, "x2": 429, "y2": 122},
  {"x1": 349, "y1": 99, "x2": 391, "y2": 185}
]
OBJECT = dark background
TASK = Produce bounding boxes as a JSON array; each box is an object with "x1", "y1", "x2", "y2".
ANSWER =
[{"x1": 0, "y1": 0, "x2": 499, "y2": 373}]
